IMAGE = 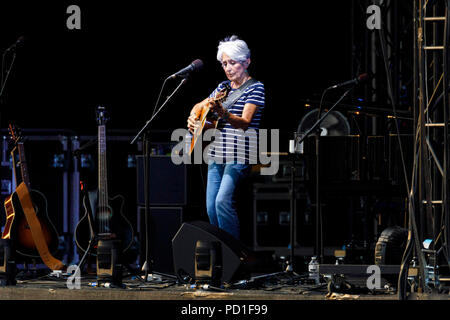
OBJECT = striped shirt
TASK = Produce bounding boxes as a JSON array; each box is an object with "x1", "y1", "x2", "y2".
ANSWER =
[{"x1": 206, "y1": 79, "x2": 265, "y2": 164}]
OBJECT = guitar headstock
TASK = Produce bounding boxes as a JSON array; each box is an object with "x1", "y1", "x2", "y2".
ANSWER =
[
  {"x1": 214, "y1": 83, "x2": 231, "y2": 103},
  {"x1": 8, "y1": 123, "x2": 23, "y2": 145},
  {"x1": 96, "y1": 106, "x2": 109, "y2": 126}
]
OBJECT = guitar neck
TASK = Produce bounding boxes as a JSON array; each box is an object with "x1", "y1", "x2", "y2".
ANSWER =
[
  {"x1": 17, "y1": 143, "x2": 31, "y2": 188},
  {"x1": 98, "y1": 125, "x2": 108, "y2": 205}
]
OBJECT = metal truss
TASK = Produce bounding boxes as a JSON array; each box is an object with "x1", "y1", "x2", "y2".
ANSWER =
[{"x1": 409, "y1": 0, "x2": 450, "y2": 292}]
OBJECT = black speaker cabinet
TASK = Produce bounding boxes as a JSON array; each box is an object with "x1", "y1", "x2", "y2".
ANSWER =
[
  {"x1": 136, "y1": 155, "x2": 203, "y2": 206},
  {"x1": 303, "y1": 136, "x2": 360, "y2": 181},
  {"x1": 388, "y1": 134, "x2": 413, "y2": 185},
  {"x1": 139, "y1": 206, "x2": 183, "y2": 273},
  {"x1": 172, "y1": 221, "x2": 253, "y2": 284}
]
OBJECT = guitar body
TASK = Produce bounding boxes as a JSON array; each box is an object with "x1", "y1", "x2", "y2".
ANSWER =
[
  {"x1": 74, "y1": 190, "x2": 134, "y2": 255},
  {"x1": 3, "y1": 188, "x2": 59, "y2": 258},
  {"x1": 188, "y1": 84, "x2": 230, "y2": 155},
  {"x1": 189, "y1": 106, "x2": 217, "y2": 155}
]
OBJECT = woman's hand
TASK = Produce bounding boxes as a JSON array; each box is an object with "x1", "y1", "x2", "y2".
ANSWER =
[
  {"x1": 188, "y1": 99, "x2": 209, "y2": 133},
  {"x1": 209, "y1": 99, "x2": 226, "y2": 117},
  {"x1": 187, "y1": 112, "x2": 199, "y2": 133}
]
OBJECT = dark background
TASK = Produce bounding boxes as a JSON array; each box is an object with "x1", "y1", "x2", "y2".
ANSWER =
[
  {"x1": 1, "y1": 1, "x2": 389, "y2": 256},
  {"x1": 0, "y1": 1, "x2": 353, "y2": 135}
]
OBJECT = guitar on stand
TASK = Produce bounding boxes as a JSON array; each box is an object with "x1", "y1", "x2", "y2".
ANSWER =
[
  {"x1": 74, "y1": 106, "x2": 134, "y2": 286},
  {"x1": 0, "y1": 124, "x2": 64, "y2": 280}
]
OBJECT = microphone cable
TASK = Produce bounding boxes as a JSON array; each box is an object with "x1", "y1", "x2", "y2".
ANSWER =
[{"x1": 151, "y1": 77, "x2": 169, "y2": 120}]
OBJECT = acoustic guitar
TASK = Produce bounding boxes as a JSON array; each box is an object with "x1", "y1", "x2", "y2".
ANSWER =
[
  {"x1": 74, "y1": 106, "x2": 134, "y2": 256},
  {"x1": 188, "y1": 84, "x2": 231, "y2": 155},
  {"x1": 2, "y1": 124, "x2": 63, "y2": 270}
]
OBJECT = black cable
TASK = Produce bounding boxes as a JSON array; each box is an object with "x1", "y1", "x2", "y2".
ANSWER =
[
  {"x1": 317, "y1": 87, "x2": 331, "y2": 122},
  {"x1": 398, "y1": 150, "x2": 420, "y2": 299},
  {"x1": 377, "y1": 17, "x2": 427, "y2": 298},
  {"x1": 0, "y1": 51, "x2": 16, "y2": 100},
  {"x1": 151, "y1": 77, "x2": 169, "y2": 120},
  {"x1": 442, "y1": 0, "x2": 450, "y2": 275},
  {"x1": 378, "y1": 25, "x2": 410, "y2": 197},
  {"x1": 1, "y1": 51, "x2": 5, "y2": 91}
]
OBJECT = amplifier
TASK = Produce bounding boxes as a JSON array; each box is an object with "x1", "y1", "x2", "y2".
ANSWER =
[
  {"x1": 388, "y1": 134, "x2": 413, "y2": 185},
  {"x1": 136, "y1": 155, "x2": 203, "y2": 206},
  {"x1": 138, "y1": 206, "x2": 183, "y2": 273},
  {"x1": 303, "y1": 135, "x2": 360, "y2": 181},
  {"x1": 253, "y1": 183, "x2": 312, "y2": 249}
]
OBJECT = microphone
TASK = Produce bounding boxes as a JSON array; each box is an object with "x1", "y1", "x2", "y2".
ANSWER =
[
  {"x1": 168, "y1": 59, "x2": 203, "y2": 79},
  {"x1": 5, "y1": 36, "x2": 25, "y2": 52},
  {"x1": 329, "y1": 73, "x2": 369, "y2": 89}
]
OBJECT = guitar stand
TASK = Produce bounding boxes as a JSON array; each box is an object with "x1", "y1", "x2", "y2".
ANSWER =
[
  {"x1": 75, "y1": 233, "x2": 97, "y2": 274},
  {"x1": 96, "y1": 239, "x2": 122, "y2": 287},
  {"x1": 0, "y1": 239, "x2": 17, "y2": 286},
  {"x1": 73, "y1": 185, "x2": 123, "y2": 287},
  {"x1": 75, "y1": 233, "x2": 123, "y2": 287}
]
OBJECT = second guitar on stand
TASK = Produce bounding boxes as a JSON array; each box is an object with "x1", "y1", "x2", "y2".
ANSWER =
[{"x1": 74, "y1": 106, "x2": 134, "y2": 283}]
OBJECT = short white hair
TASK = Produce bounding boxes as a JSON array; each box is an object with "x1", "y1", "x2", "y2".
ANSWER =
[{"x1": 216, "y1": 35, "x2": 251, "y2": 63}]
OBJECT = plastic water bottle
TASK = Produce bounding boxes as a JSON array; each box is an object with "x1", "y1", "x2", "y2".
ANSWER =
[{"x1": 308, "y1": 256, "x2": 320, "y2": 284}]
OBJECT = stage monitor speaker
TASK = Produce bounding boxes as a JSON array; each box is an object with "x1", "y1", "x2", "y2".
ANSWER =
[
  {"x1": 172, "y1": 221, "x2": 253, "y2": 284},
  {"x1": 139, "y1": 206, "x2": 183, "y2": 273}
]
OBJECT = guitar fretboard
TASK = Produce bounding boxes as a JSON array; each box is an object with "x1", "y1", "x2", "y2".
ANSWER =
[
  {"x1": 98, "y1": 124, "x2": 109, "y2": 233},
  {"x1": 17, "y1": 143, "x2": 30, "y2": 188}
]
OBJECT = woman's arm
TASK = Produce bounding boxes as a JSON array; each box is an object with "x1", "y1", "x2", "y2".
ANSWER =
[{"x1": 213, "y1": 102, "x2": 259, "y2": 130}]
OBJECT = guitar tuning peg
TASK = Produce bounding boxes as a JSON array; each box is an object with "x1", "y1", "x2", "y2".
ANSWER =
[{"x1": 96, "y1": 105, "x2": 110, "y2": 125}]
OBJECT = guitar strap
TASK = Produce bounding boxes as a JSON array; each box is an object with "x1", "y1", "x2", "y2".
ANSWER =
[
  {"x1": 15, "y1": 182, "x2": 65, "y2": 270},
  {"x1": 222, "y1": 78, "x2": 258, "y2": 110}
]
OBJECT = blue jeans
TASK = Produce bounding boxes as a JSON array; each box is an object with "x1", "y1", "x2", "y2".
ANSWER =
[{"x1": 206, "y1": 162, "x2": 251, "y2": 239}]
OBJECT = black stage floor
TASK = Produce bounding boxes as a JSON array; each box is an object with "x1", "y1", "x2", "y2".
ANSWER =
[
  {"x1": 0, "y1": 269, "x2": 446, "y2": 301},
  {"x1": 1, "y1": 270, "x2": 449, "y2": 319}
]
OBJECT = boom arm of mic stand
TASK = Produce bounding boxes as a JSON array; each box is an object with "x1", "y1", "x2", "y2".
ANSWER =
[
  {"x1": 297, "y1": 87, "x2": 353, "y2": 145},
  {"x1": 130, "y1": 77, "x2": 188, "y2": 145}
]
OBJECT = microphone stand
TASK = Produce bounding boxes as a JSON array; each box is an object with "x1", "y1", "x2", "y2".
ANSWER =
[
  {"x1": 288, "y1": 152, "x2": 298, "y2": 272},
  {"x1": 0, "y1": 50, "x2": 16, "y2": 100},
  {"x1": 297, "y1": 86, "x2": 354, "y2": 264},
  {"x1": 0, "y1": 48, "x2": 17, "y2": 132},
  {"x1": 130, "y1": 76, "x2": 188, "y2": 282}
]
